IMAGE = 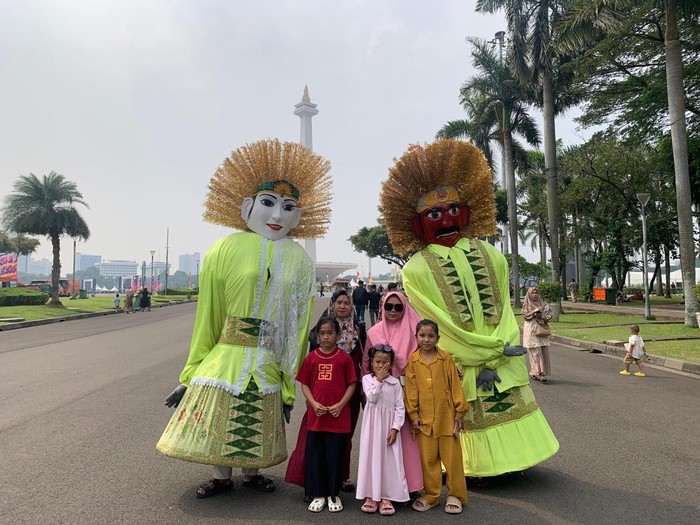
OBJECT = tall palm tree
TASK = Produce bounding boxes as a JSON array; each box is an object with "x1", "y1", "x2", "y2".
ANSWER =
[
  {"x1": 2, "y1": 172, "x2": 90, "y2": 305},
  {"x1": 477, "y1": 0, "x2": 573, "y2": 289},
  {"x1": 559, "y1": 0, "x2": 699, "y2": 324},
  {"x1": 439, "y1": 37, "x2": 540, "y2": 306}
]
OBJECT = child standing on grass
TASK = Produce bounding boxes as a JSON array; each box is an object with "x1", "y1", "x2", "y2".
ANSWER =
[
  {"x1": 296, "y1": 316, "x2": 357, "y2": 513},
  {"x1": 114, "y1": 293, "x2": 121, "y2": 311},
  {"x1": 356, "y1": 344, "x2": 410, "y2": 515},
  {"x1": 405, "y1": 320, "x2": 468, "y2": 515},
  {"x1": 620, "y1": 324, "x2": 648, "y2": 377}
]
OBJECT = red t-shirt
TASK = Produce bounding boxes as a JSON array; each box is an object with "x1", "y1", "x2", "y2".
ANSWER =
[{"x1": 296, "y1": 347, "x2": 357, "y2": 433}]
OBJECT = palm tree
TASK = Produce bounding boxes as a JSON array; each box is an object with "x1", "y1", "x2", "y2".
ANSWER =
[
  {"x1": 2, "y1": 172, "x2": 90, "y2": 305},
  {"x1": 559, "y1": 0, "x2": 699, "y2": 324},
  {"x1": 477, "y1": 0, "x2": 575, "y2": 290},
  {"x1": 439, "y1": 37, "x2": 540, "y2": 306}
]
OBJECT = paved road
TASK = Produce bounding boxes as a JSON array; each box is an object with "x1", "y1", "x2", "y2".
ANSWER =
[{"x1": 1, "y1": 302, "x2": 698, "y2": 524}]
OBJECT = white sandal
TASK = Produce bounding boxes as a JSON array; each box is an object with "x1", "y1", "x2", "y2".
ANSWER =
[
  {"x1": 308, "y1": 497, "x2": 326, "y2": 512},
  {"x1": 327, "y1": 496, "x2": 343, "y2": 512}
]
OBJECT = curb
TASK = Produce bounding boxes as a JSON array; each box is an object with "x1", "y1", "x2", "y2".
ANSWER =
[
  {"x1": 551, "y1": 334, "x2": 700, "y2": 377},
  {"x1": 0, "y1": 299, "x2": 197, "y2": 332}
]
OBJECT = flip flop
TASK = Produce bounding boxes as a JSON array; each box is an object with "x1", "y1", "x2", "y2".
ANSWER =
[
  {"x1": 412, "y1": 496, "x2": 439, "y2": 512},
  {"x1": 308, "y1": 497, "x2": 326, "y2": 512},
  {"x1": 327, "y1": 496, "x2": 343, "y2": 512},
  {"x1": 445, "y1": 495, "x2": 463, "y2": 514},
  {"x1": 379, "y1": 500, "x2": 395, "y2": 515},
  {"x1": 361, "y1": 499, "x2": 378, "y2": 513}
]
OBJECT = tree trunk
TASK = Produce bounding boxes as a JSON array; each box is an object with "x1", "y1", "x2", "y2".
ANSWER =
[
  {"x1": 50, "y1": 231, "x2": 62, "y2": 306},
  {"x1": 542, "y1": 69, "x2": 560, "y2": 287},
  {"x1": 539, "y1": 222, "x2": 547, "y2": 267},
  {"x1": 666, "y1": 0, "x2": 698, "y2": 326},
  {"x1": 504, "y1": 127, "x2": 521, "y2": 307}
]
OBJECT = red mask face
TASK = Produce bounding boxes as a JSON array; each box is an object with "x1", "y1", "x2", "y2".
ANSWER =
[{"x1": 411, "y1": 201, "x2": 470, "y2": 247}]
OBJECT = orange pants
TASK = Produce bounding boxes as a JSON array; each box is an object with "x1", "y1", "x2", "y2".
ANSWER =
[{"x1": 417, "y1": 432, "x2": 468, "y2": 505}]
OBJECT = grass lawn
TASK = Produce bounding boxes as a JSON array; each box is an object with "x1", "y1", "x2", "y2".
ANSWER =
[
  {"x1": 0, "y1": 294, "x2": 195, "y2": 322},
  {"x1": 517, "y1": 310, "x2": 700, "y2": 364}
]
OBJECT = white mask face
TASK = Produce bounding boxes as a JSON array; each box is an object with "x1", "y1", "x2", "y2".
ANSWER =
[{"x1": 241, "y1": 191, "x2": 301, "y2": 240}]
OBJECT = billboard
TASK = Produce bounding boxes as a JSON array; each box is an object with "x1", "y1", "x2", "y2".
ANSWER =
[{"x1": 0, "y1": 253, "x2": 18, "y2": 282}]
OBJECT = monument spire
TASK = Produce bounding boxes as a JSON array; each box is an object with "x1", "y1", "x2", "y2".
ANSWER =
[{"x1": 294, "y1": 86, "x2": 320, "y2": 262}]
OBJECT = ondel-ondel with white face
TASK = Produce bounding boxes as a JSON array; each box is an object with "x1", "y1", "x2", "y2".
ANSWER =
[{"x1": 240, "y1": 190, "x2": 302, "y2": 241}]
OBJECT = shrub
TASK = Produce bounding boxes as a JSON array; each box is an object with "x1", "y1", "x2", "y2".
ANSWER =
[
  {"x1": 578, "y1": 284, "x2": 592, "y2": 302},
  {"x1": 693, "y1": 284, "x2": 700, "y2": 303},
  {"x1": 537, "y1": 281, "x2": 562, "y2": 303},
  {"x1": 0, "y1": 288, "x2": 49, "y2": 306},
  {"x1": 162, "y1": 287, "x2": 198, "y2": 296}
]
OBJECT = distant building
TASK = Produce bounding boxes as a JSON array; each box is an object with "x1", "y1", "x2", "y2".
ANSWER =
[
  {"x1": 76, "y1": 253, "x2": 102, "y2": 271},
  {"x1": 17, "y1": 255, "x2": 52, "y2": 276},
  {"x1": 179, "y1": 252, "x2": 200, "y2": 275},
  {"x1": 146, "y1": 261, "x2": 170, "y2": 276},
  {"x1": 98, "y1": 260, "x2": 138, "y2": 278}
]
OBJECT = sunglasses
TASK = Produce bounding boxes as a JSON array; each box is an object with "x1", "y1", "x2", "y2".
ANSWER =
[
  {"x1": 384, "y1": 303, "x2": 404, "y2": 312},
  {"x1": 373, "y1": 344, "x2": 394, "y2": 352}
]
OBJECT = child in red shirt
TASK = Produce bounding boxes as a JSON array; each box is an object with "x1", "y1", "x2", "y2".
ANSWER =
[{"x1": 296, "y1": 316, "x2": 357, "y2": 513}]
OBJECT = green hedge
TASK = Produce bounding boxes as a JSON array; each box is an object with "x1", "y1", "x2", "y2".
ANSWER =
[
  {"x1": 693, "y1": 284, "x2": 700, "y2": 303},
  {"x1": 537, "y1": 281, "x2": 562, "y2": 303},
  {"x1": 0, "y1": 288, "x2": 49, "y2": 306},
  {"x1": 162, "y1": 287, "x2": 198, "y2": 296}
]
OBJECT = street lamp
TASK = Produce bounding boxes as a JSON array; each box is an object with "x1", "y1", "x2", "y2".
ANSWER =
[
  {"x1": 195, "y1": 259, "x2": 200, "y2": 289},
  {"x1": 637, "y1": 192, "x2": 652, "y2": 320},
  {"x1": 150, "y1": 250, "x2": 155, "y2": 292}
]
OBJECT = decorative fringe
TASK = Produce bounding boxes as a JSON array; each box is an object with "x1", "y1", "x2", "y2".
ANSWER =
[
  {"x1": 189, "y1": 376, "x2": 281, "y2": 397},
  {"x1": 380, "y1": 140, "x2": 496, "y2": 254},
  {"x1": 204, "y1": 139, "x2": 333, "y2": 239}
]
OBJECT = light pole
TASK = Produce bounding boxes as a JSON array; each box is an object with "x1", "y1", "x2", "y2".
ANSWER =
[
  {"x1": 195, "y1": 259, "x2": 200, "y2": 289},
  {"x1": 637, "y1": 192, "x2": 652, "y2": 320},
  {"x1": 489, "y1": 30, "x2": 508, "y2": 255},
  {"x1": 150, "y1": 250, "x2": 155, "y2": 292},
  {"x1": 71, "y1": 239, "x2": 77, "y2": 298}
]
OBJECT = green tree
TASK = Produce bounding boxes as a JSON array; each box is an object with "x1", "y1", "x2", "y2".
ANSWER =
[
  {"x1": 348, "y1": 220, "x2": 408, "y2": 268},
  {"x1": 1, "y1": 172, "x2": 90, "y2": 306},
  {"x1": 560, "y1": 0, "x2": 700, "y2": 325},
  {"x1": 477, "y1": 0, "x2": 578, "y2": 287},
  {"x1": 439, "y1": 36, "x2": 540, "y2": 306}
]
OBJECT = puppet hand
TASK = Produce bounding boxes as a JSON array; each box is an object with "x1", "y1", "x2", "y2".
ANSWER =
[
  {"x1": 283, "y1": 404, "x2": 292, "y2": 424},
  {"x1": 476, "y1": 369, "x2": 501, "y2": 392},
  {"x1": 503, "y1": 343, "x2": 527, "y2": 357},
  {"x1": 164, "y1": 385, "x2": 187, "y2": 408}
]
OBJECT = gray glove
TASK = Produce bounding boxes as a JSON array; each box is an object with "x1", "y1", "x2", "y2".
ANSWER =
[
  {"x1": 283, "y1": 404, "x2": 292, "y2": 424},
  {"x1": 476, "y1": 369, "x2": 501, "y2": 392},
  {"x1": 503, "y1": 343, "x2": 527, "y2": 357},
  {"x1": 164, "y1": 385, "x2": 187, "y2": 408}
]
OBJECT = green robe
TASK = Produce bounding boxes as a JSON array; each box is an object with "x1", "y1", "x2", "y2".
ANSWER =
[
  {"x1": 157, "y1": 232, "x2": 315, "y2": 468},
  {"x1": 403, "y1": 237, "x2": 559, "y2": 476}
]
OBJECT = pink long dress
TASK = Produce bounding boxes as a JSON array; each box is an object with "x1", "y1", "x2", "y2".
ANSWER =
[
  {"x1": 364, "y1": 291, "x2": 424, "y2": 493},
  {"x1": 356, "y1": 374, "x2": 410, "y2": 502}
]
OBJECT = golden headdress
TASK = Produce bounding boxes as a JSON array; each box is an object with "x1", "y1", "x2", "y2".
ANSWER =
[
  {"x1": 380, "y1": 139, "x2": 496, "y2": 254},
  {"x1": 204, "y1": 139, "x2": 333, "y2": 239}
]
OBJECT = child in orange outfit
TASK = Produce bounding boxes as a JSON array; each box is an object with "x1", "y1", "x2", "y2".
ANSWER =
[{"x1": 404, "y1": 319, "x2": 468, "y2": 514}]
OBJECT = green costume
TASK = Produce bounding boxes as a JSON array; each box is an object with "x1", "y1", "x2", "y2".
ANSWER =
[
  {"x1": 403, "y1": 237, "x2": 559, "y2": 477},
  {"x1": 157, "y1": 232, "x2": 315, "y2": 468}
]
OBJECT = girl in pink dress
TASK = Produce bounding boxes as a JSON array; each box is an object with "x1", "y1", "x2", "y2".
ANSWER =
[
  {"x1": 364, "y1": 291, "x2": 424, "y2": 495},
  {"x1": 356, "y1": 345, "x2": 409, "y2": 515}
]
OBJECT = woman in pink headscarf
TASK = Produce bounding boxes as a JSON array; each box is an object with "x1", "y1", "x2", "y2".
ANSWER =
[{"x1": 363, "y1": 291, "x2": 423, "y2": 494}]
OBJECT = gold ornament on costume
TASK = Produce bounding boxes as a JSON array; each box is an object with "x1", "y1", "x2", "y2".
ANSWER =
[
  {"x1": 204, "y1": 139, "x2": 333, "y2": 238},
  {"x1": 380, "y1": 139, "x2": 496, "y2": 254}
]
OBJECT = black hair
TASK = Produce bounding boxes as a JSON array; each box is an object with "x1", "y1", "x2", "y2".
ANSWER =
[
  {"x1": 315, "y1": 316, "x2": 340, "y2": 334},
  {"x1": 387, "y1": 282, "x2": 398, "y2": 291},
  {"x1": 416, "y1": 319, "x2": 439, "y2": 337},
  {"x1": 368, "y1": 344, "x2": 395, "y2": 376},
  {"x1": 331, "y1": 289, "x2": 350, "y2": 303}
]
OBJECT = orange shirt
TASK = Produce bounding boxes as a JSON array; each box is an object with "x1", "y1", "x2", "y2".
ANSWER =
[{"x1": 405, "y1": 347, "x2": 468, "y2": 437}]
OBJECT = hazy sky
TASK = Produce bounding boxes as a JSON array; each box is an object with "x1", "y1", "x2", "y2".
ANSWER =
[{"x1": 1, "y1": 0, "x2": 589, "y2": 277}]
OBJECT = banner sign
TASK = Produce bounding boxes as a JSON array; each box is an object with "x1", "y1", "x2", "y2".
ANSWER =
[{"x1": 0, "y1": 253, "x2": 18, "y2": 282}]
